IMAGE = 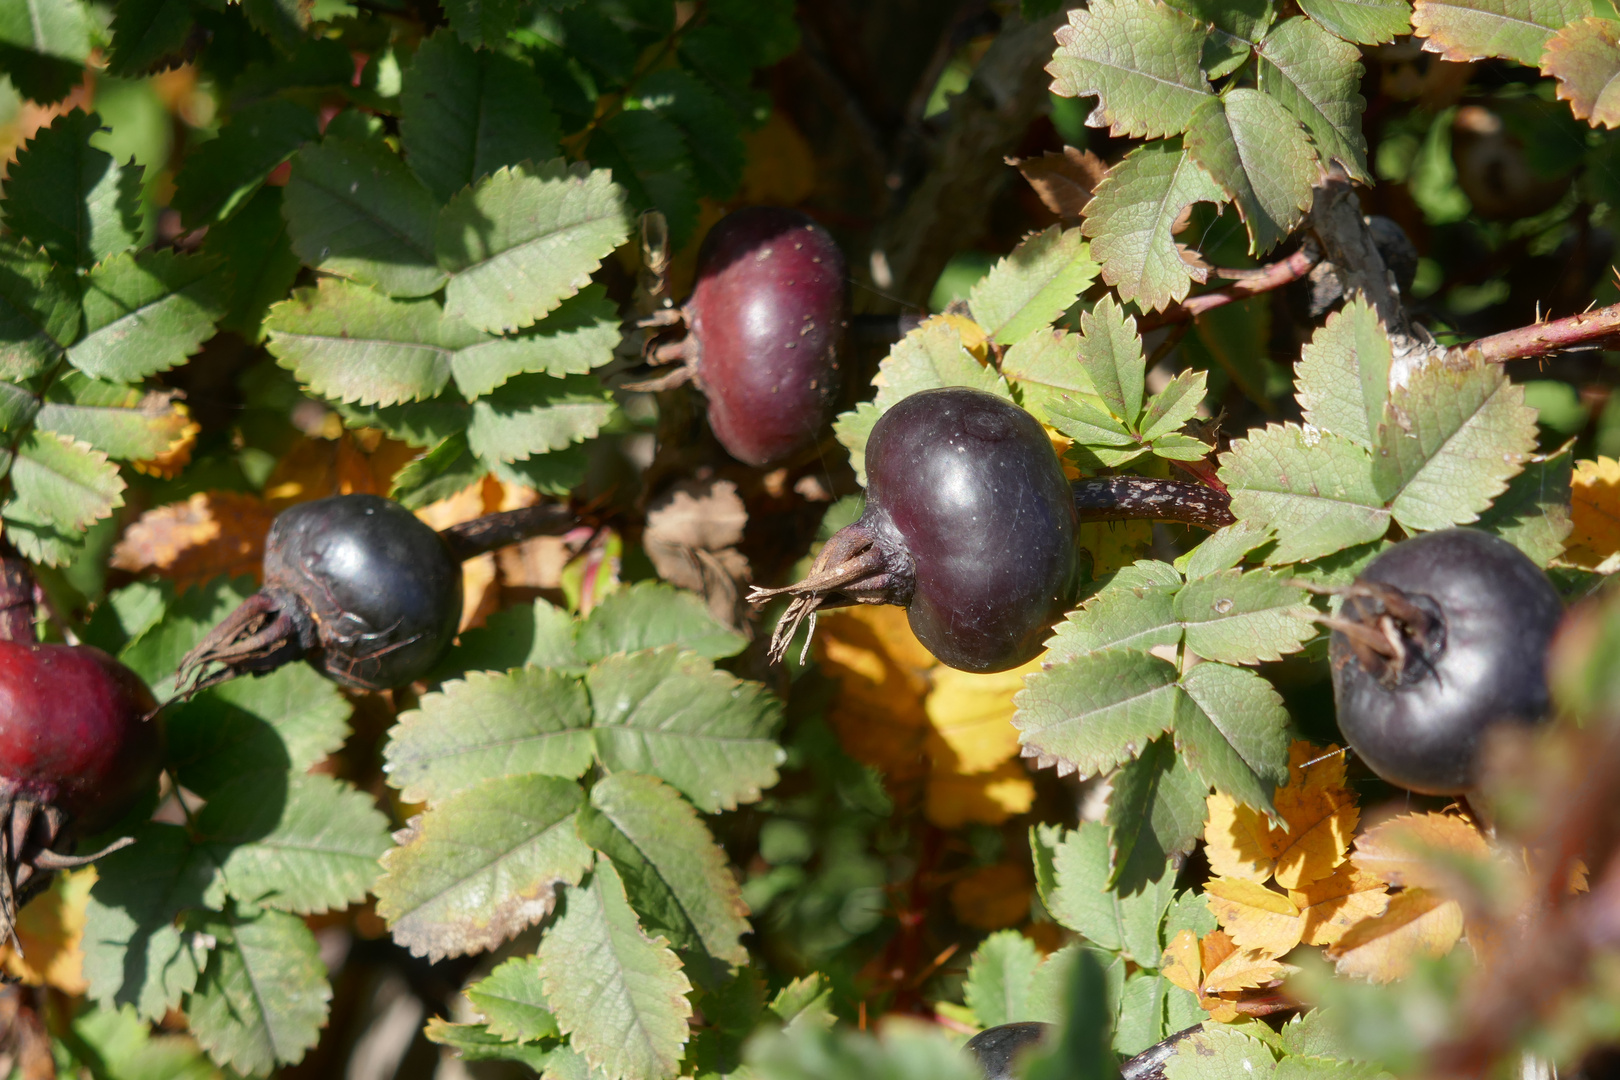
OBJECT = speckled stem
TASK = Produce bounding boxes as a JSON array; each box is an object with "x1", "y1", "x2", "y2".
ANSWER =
[{"x1": 1072, "y1": 477, "x2": 1235, "y2": 530}]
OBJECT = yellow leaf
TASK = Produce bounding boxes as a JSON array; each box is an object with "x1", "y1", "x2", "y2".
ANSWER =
[
  {"x1": 950, "y1": 864, "x2": 1034, "y2": 930},
  {"x1": 1352, "y1": 812, "x2": 1490, "y2": 890},
  {"x1": 1204, "y1": 877, "x2": 1303, "y2": 958},
  {"x1": 1566, "y1": 457, "x2": 1620, "y2": 570},
  {"x1": 1204, "y1": 741, "x2": 1357, "y2": 890},
  {"x1": 921, "y1": 314, "x2": 991, "y2": 363},
  {"x1": 1077, "y1": 519, "x2": 1154, "y2": 577},
  {"x1": 924, "y1": 658, "x2": 1042, "y2": 774},
  {"x1": 1325, "y1": 888, "x2": 1463, "y2": 983},
  {"x1": 926, "y1": 761, "x2": 1036, "y2": 827},
  {"x1": 1289, "y1": 865, "x2": 1389, "y2": 948},
  {"x1": 1, "y1": 867, "x2": 94, "y2": 993},
  {"x1": 1201, "y1": 948, "x2": 1295, "y2": 994},
  {"x1": 1160, "y1": 929, "x2": 1202, "y2": 994},
  {"x1": 817, "y1": 607, "x2": 932, "y2": 782}
]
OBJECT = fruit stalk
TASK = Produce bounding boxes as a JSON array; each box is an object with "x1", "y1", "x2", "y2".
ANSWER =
[
  {"x1": 1072, "y1": 477, "x2": 1235, "y2": 529},
  {"x1": 439, "y1": 503, "x2": 581, "y2": 562}
]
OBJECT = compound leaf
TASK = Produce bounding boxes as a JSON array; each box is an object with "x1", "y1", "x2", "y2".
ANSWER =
[
  {"x1": 1013, "y1": 649, "x2": 1181, "y2": 779},
  {"x1": 575, "y1": 580, "x2": 749, "y2": 664},
  {"x1": 449, "y1": 285, "x2": 621, "y2": 398},
  {"x1": 1220, "y1": 424, "x2": 1388, "y2": 564},
  {"x1": 1173, "y1": 569, "x2": 1316, "y2": 665},
  {"x1": 1256, "y1": 17, "x2": 1370, "y2": 181},
  {"x1": 1174, "y1": 661, "x2": 1291, "y2": 813}
]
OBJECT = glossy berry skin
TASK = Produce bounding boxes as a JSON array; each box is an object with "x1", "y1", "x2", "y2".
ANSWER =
[
  {"x1": 965, "y1": 1022, "x2": 1051, "y2": 1080},
  {"x1": 0, "y1": 643, "x2": 163, "y2": 834},
  {"x1": 1330, "y1": 528, "x2": 1563, "y2": 795},
  {"x1": 864, "y1": 387, "x2": 1079, "y2": 672},
  {"x1": 265, "y1": 494, "x2": 462, "y2": 690},
  {"x1": 685, "y1": 207, "x2": 848, "y2": 466}
]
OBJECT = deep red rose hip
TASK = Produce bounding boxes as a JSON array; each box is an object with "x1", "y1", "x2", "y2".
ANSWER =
[{"x1": 683, "y1": 207, "x2": 849, "y2": 466}]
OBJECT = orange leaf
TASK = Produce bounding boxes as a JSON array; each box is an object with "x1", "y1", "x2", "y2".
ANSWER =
[
  {"x1": 1201, "y1": 948, "x2": 1295, "y2": 994},
  {"x1": 1160, "y1": 929, "x2": 1202, "y2": 993},
  {"x1": 1289, "y1": 864, "x2": 1389, "y2": 948},
  {"x1": 1199, "y1": 929, "x2": 1239, "y2": 974},
  {"x1": 1353, "y1": 812, "x2": 1490, "y2": 890},
  {"x1": 1325, "y1": 888, "x2": 1463, "y2": 983},
  {"x1": 1566, "y1": 457, "x2": 1620, "y2": 570},
  {"x1": 924, "y1": 659, "x2": 1040, "y2": 774},
  {"x1": 132, "y1": 413, "x2": 200, "y2": 480},
  {"x1": 1204, "y1": 876, "x2": 1303, "y2": 958},
  {"x1": 950, "y1": 863, "x2": 1034, "y2": 930},
  {"x1": 1, "y1": 867, "x2": 93, "y2": 993},
  {"x1": 1205, "y1": 741, "x2": 1357, "y2": 890},
  {"x1": 110, "y1": 491, "x2": 277, "y2": 591}
]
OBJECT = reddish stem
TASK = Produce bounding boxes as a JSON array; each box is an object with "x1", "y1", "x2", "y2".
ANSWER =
[
  {"x1": 1138, "y1": 247, "x2": 1320, "y2": 331},
  {"x1": 1458, "y1": 301, "x2": 1620, "y2": 363}
]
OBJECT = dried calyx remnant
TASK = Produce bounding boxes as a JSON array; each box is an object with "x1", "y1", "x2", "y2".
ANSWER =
[
  {"x1": 1320, "y1": 581, "x2": 1447, "y2": 690},
  {"x1": 178, "y1": 497, "x2": 579, "y2": 693}
]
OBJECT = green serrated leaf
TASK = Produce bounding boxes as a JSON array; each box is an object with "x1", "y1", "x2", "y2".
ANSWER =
[
  {"x1": 391, "y1": 432, "x2": 485, "y2": 509},
  {"x1": 283, "y1": 135, "x2": 447, "y2": 298},
  {"x1": 426, "y1": 1018, "x2": 557, "y2": 1069},
  {"x1": 1082, "y1": 138, "x2": 1226, "y2": 312},
  {"x1": 1544, "y1": 17, "x2": 1620, "y2": 129},
  {"x1": 333, "y1": 396, "x2": 472, "y2": 448},
  {"x1": 831, "y1": 401, "x2": 881, "y2": 486},
  {"x1": 375, "y1": 773, "x2": 595, "y2": 961},
  {"x1": 1044, "y1": 576, "x2": 1182, "y2": 663},
  {"x1": 1374, "y1": 357, "x2": 1539, "y2": 532},
  {"x1": 385, "y1": 666, "x2": 594, "y2": 804},
  {"x1": 1220, "y1": 423, "x2": 1388, "y2": 565},
  {"x1": 0, "y1": 379, "x2": 37, "y2": 431},
  {"x1": 171, "y1": 98, "x2": 320, "y2": 228},
  {"x1": 466, "y1": 372, "x2": 616, "y2": 461},
  {"x1": 466, "y1": 955, "x2": 561, "y2": 1042},
  {"x1": 451, "y1": 285, "x2": 621, "y2": 398},
  {"x1": 0, "y1": 0, "x2": 91, "y2": 61},
  {"x1": 1140, "y1": 369, "x2": 1208, "y2": 444},
  {"x1": 1013, "y1": 649, "x2": 1181, "y2": 779},
  {"x1": 438, "y1": 159, "x2": 632, "y2": 334},
  {"x1": 0, "y1": 239, "x2": 79, "y2": 380},
  {"x1": 1185, "y1": 88, "x2": 1318, "y2": 256},
  {"x1": 1075, "y1": 295, "x2": 1148, "y2": 426},
  {"x1": 1411, "y1": 0, "x2": 1585, "y2": 65},
  {"x1": 594, "y1": 108, "x2": 699, "y2": 248},
  {"x1": 489, "y1": 443, "x2": 592, "y2": 496},
  {"x1": 538, "y1": 862, "x2": 694, "y2": 1080},
  {"x1": 438, "y1": 596, "x2": 583, "y2": 678},
  {"x1": 1474, "y1": 446, "x2": 1572, "y2": 566},
  {"x1": 69, "y1": 249, "x2": 228, "y2": 382},
  {"x1": 204, "y1": 185, "x2": 303, "y2": 343},
  {"x1": 575, "y1": 580, "x2": 749, "y2": 664},
  {"x1": 1106, "y1": 736, "x2": 1207, "y2": 895},
  {"x1": 580, "y1": 772, "x2": 751, "y2": 975},
  {"x1": 1049, "y1": 0, "x2": 1213, "y2": 139},
  {"x1": 1298, "y1": 0, "x2": 1410, "y2": 43},
  {"x1": 264, "y1": 279, "x2": 464, "y2": 407},
  {"x1": 1173, "y1": 568, "x2": 1316, "y2": 664},
  {"x1": 1166, "y1": 0, "x2": 1276, "y2": 40},
  {"x1": 636, "y1": 68, "x2": 745, "y2": 201},
  {"x1": 1174, "y1": 661, "x2": 1290, "y2": 812},
  {"x1": 1164, "y1": 1027, "x2": 1277, "y2": 1080},
  {"x1": 0, "y1": 496, "x2": 85, "y2": 566},
  {"x1": 84, "y1": 823, "x2": 220, "y2": 1022},
  {"x1": 1295, "y1": 297, "x2": 1392, "y2": 450},
  {"x1": 1178, "y1": 521, "x2": 1275, "y2": 578},
  {"x1": 1256, "y1": 18, "x2": 1369, "y2": 183},
  {"x1": 34, "y1": 381, "x2": 190, "y2": 461},
  {"x1": 3, "y1": 109, "x2": 144, "y2": 267},
  {"x1": 401, "y1": 31, "x2": 563, "y2": 203},
  {"x1": 187, "y1": 909, "x2": 331, "y2": 1077},
  {"x1": 968, "y1": 226, "x2": 1099, "y2": 345},
  {"x1": 1115, "y1": 969, "x2": 1173, "y2": 1056},
  {"x1": 165, "y1": 662, "x2": 352, "y2": 799},
  {"x1": 963, "y1": 930, "x2": 1043, "y2": 1029},
  {"x1": 105, "y1": 0, "x2": 196, "y2": 77},
  {"x1": 198, "y1": 772, "x2": 392, "y2": 915},
  {"x1": 585, "y1": 648, "x2": 784, "y2": 813},
  {"x1": 69, "y1": 1001, "x2": 219, "y2": 1080},
  {"x1": 1003, "y1": 329, "x2": 1106, "y2": 421},
  {"x1": 1046, "y1": 822, "x2": 1174, "y2": 964},
  {"x1": 10, "y1": 428, "x2": 124, "y2": 531}
]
